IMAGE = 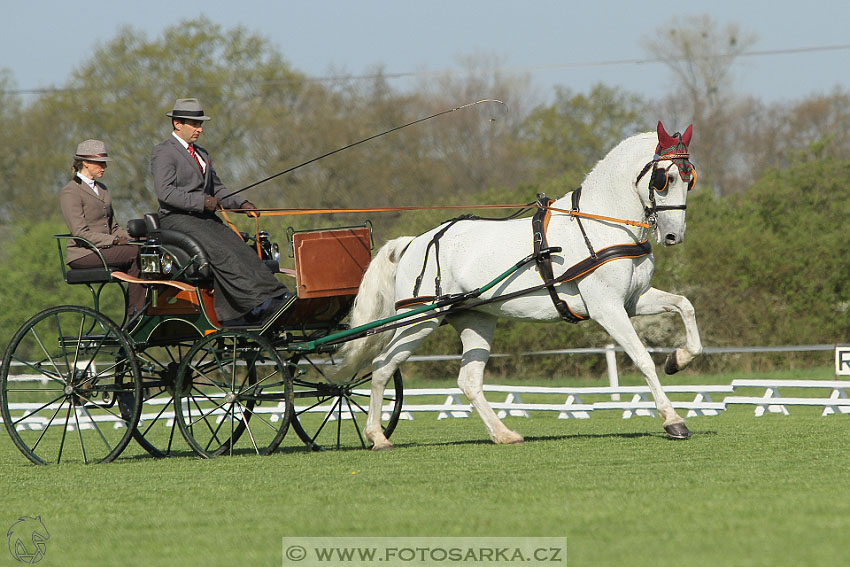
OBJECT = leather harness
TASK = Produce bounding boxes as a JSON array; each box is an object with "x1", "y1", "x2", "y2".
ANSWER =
[
  {"x1": 393, "y1": 192, "x2": 653, "y2": 321},
  {"x1": 532, "y1": 194, "x2": 585, "y2": 323}
]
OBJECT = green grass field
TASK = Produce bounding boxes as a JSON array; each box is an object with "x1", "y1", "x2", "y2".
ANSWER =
[{"x1": 2, "y1": 393, "x2": 848, "y2": 567}]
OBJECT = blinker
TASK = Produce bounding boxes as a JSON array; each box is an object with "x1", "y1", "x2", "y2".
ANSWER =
[{"x1": 650, "y1": 163, "x2": 697, "y2": 193}]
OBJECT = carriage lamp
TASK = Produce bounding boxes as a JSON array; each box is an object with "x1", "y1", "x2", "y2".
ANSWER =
[
  {"x1": 140, "y1": 245, "x2": 163, "y2": 277},
  {"x1": 258, "y1": 231, "x2": 280, "y2": 262},
  {"x1": 161, "y1": 252, "x2": 175, "y2": 275},
  {"x1": 140, "y1": 252, "x2": 161, "y2": 275}
]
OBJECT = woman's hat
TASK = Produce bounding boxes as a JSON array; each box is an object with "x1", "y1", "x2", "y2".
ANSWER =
[
  {"x1": 74, "y1": 139, "x2": 113, "y2": 162},
  {"x1": 166, "y1": 98, "x2": 211, "y2": 121}
]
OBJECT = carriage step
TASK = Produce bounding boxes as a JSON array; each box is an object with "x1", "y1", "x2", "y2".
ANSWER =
[{"x1": 59, "y1": 334, "x2": 123, "y2": 349}]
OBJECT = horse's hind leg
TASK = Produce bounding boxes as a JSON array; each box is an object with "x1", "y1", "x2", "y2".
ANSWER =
[
  {"x1": 633, "y1": 287, "x2": 703, "y2": 375},
  {"x1": 449, "y1": 311, "x2": 523, "y2": 445},
  {"x1": 364, "y1": 318, "x2": 441, "y2": 450},
  {"x1": 589, "y1": 302, "x2": 690, "y2": 438}
]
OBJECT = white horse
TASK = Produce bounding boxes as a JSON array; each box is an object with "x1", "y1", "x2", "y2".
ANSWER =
[{"x1": 334, "y1": 121, "x2": 702, "y2": 449}]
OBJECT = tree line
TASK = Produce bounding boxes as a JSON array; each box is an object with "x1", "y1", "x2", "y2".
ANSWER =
[{"x1": 1, "y1": 16, "x2": 848, "y2": 378}]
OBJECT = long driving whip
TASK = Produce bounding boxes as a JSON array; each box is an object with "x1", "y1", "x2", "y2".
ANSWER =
[{"x1": 225, "y1": 99, "x2": 506, "y2": 200}]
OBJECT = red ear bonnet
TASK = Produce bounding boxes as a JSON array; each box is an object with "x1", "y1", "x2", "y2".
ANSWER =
[
  {"x1": 648, "y1": 121, "x2": 697, "y2": 191},
  {"x1": 681, "y1": 124, "x2": 693, "y2": 147},
  {"x1": 656, "y1": 121, "x2": 676, "y2": 148}
]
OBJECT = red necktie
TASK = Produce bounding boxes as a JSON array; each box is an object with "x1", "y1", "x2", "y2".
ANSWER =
[{"x1": 187, "y1": 144, "x2": 203, "y2": 173}]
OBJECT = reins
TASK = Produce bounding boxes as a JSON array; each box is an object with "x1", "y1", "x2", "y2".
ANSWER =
[{"x1": 219, "y1": 203, "x2": 651, "y2": 229}]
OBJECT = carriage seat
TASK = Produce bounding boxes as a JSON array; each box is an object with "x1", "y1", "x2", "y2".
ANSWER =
[
  {"x1": 128, "y1": 213, "x2": 212, "y2": 282},
  {"x1": 53, "y1": 234, "x2": 114, "y2": 284}
]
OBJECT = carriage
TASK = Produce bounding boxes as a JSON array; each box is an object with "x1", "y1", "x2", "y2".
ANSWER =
[
  {"x1": 0, "y1": 213, "x2": 404, "y2": 464},
  {"x1": 2, "y1": 121, "x2": 704, "y2": 464}
]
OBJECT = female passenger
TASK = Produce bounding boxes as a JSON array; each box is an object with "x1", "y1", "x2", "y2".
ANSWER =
[{"x1": 59, "y1": 139, "x2": 145, "y2": 316}]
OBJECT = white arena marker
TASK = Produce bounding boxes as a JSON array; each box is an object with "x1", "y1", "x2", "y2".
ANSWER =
[{"x1": 834, "y1": 345, "x2": 850, "y2": 376}]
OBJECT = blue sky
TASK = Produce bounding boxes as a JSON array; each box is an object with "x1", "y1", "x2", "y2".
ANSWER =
[{"x1": 3, "y1": 0, "x2": 848, "y2": 104}]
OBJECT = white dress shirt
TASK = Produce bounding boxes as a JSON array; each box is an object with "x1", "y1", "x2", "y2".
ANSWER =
[{"x1": 77, "y1": 173, "x2": 98, "y2": 196}]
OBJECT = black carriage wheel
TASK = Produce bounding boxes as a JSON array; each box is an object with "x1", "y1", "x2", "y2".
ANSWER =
[
  {"x1": 173, "y1": 330, "x2": 293, "y2": 458},
  {"x1": 0, "y1": 305, "x2": 142, "y2": 465},
  {"x1": 289, "y1": 354, "x2": 403, "y2": 451},
  {"x1": 123, "y1": 338, "x2": 200, "y2": 458}
]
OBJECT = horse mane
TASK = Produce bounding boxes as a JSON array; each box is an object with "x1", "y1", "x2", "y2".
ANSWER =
[{"x1": 555, "y1": 131, "x2": 657, "y2": 205}]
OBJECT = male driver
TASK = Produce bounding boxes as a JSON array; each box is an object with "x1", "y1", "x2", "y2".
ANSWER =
[{"x1": 150, "y1": 98, "x2": 290, "y2": 325}]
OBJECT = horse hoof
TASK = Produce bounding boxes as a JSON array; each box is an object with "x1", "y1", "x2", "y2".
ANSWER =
[
  {"x1": 494, "y1": 432, "x2": 524, "y2": 445},
  {"x1": 664, "y1": 353, "x2": 680, "y2": 375},
  {"x1": 664, "y1": 422, "x2": 691, "y2": 439},
  {"x1": 370, "y1": 441, "x2": 393, "y2": 451}
]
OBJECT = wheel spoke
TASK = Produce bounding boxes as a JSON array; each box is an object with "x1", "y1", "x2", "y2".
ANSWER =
[
  {"x1": 295, "y1": 396, "x2": 332, "y2": 417},
  {"x1": 202, "y1": 402, "x2": 232, "y2": 454},
  {"x1": 131, "y1": 339, "x2": 199, "y2": 458},
  {"x1": 311, "y1": 396, "x2": 342, "y2": 445},
  {"x1": 8, "y1": 353, "x2": 66, "y2": 386},
  {"x1": 344, "y1": 397, "x2": 367, "y2": 449},
  {"x1": 57, "y1": 401, "x2": 73, "y2": 464},
  {"x1": 72, "y1": 402, "x2": 91, "y2": 464},
  {"x1": 346, "y1": 395, "x2": 369, "y2": 416},
  {"x1": 188, "y1": 389, "x2": 229, "y2": 434},
  {"x1": 11, "y1": 393, "x2": 68, "y2": 427},
  {"x1": 28, "y1": 324, "x2": 68, "y2": 387},
  {"x1": 74, "y1": 391, "x2": 130, "y2": 424},
  {"x1": 289, "y1": 360, "x2": 403, "y2": 451},
  {"x1": 11, "y1": 307, "x2": 141, "y2": 464},
  {"x1": 78, "y1": 402, "x2": 116, "y2": 453},
  {"x1": 137, "y1": 391, "x2": 173, "y2": 437},
  {"x1": 174, "y1": 330, "x2": 292, "y2": 458},
  {"x1": 30, "y1": 397, "x2": 69, "y2": 453},
  {"x1": 235, "y1": 403, "x2": 259, "y2": 454}
]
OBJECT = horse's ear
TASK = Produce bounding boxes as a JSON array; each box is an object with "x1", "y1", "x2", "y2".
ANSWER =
[
  {"x1": 681, "y1": 124, "x2": 693, "y2": 147},
  {"x1": 657, "y1": 121, "x2": 675, "y2": 148}
]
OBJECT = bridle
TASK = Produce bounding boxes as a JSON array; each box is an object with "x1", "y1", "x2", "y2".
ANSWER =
[{"x1": 635, "y1": 137, "x2": 697, "y2": 227}]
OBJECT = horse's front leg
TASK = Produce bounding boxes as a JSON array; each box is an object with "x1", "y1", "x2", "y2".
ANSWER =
[
  {"x1": 590, "y1": 302, "x2": 691, "y2": 439},
  {"x1": 633, "y1": 286, "x2": 703, "y2": 375}
]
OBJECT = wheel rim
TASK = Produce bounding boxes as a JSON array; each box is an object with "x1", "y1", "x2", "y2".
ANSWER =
[
  {"x1": 289, "y1": 354, "x2": 403, "y2": 451},
  {"x1": 1, "y1": 306, "x2": 141, "y2": 465},
  {"x1": 173, "y1": 331, "x2": 292, "y2": 457}
]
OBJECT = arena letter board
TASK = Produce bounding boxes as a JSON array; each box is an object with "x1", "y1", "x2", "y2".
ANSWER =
[{"x1": 835, "y1": 345, "x2": 850, "y2": 377}]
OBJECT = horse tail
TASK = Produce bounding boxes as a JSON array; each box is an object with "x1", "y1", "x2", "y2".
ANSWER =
[{"x1": 326, "y1": 236, "x2": 414, "y2": 382}]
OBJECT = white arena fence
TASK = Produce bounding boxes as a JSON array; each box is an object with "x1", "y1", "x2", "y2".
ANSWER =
[{"x1": 3, "y1": 345, "x2": 849, "y2": 431}]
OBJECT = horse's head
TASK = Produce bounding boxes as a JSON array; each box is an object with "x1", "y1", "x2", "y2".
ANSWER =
[{"x1": 636, "y1": 121, "x2": 697, "y2": 246}]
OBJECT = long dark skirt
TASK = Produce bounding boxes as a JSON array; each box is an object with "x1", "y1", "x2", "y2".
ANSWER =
[{"x1": 160, "y1": 213, "x2": 287, "y2": 321}]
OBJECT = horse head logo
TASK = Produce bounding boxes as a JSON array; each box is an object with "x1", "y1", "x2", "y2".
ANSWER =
[{"x1": 6, "y1": 516, "x2": 50, "y2": 564}]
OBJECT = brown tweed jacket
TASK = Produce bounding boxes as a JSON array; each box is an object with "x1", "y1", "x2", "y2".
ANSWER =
[{"x1": 59, "y1": 177, "x2": 130, "y2": 264}]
